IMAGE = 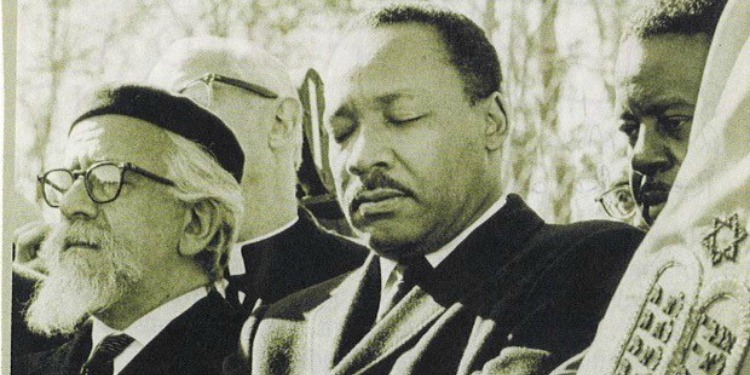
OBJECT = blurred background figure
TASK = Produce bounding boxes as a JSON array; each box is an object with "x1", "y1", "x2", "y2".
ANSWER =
[{"x1": 10, "y1": 191, "x2": 67, "y2": 357}]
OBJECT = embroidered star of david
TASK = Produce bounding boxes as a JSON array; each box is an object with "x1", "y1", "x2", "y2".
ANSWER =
[{"x1": 701, "y1": 213, "x2": 748, "y2": 265}]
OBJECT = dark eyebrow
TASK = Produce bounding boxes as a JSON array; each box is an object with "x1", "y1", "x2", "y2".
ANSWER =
[
  {"x1": 331, "y1": 105, "x2": 356, "y2": 119},
  {"x1": 626, "y1": 96, "x2": 695, "y2": 117},
  {"x1": 375, "y1": 92, "x2": 415, "y2": 106},
  {"x1": 329, "y1": 91, "x2": 417, "y2": 120},
  {"x1": 619, "y1": 112, "x2": 638, "y2": 121}
]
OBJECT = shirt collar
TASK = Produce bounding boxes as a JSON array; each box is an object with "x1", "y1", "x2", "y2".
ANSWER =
[
  {"x1": 379, "y1": 196, "x2": 506, "y2": 292},
  {"x1": 227, "y1": 216, "x2": 298, "y2": 275},
  {"x1": 91, "y1": 287, "x2": 208, "y2": 351}
]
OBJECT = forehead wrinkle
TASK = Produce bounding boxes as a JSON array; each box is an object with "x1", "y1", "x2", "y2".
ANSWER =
[
  {"x1": 65, "y1": 123, "x2": 105, "y2": 167},
  {"x1": 66, "y1": 116, "x2": 172, "y2": 173},
  {"x1": 620, "y1": 84, "x2": 695, "y2": 116}
]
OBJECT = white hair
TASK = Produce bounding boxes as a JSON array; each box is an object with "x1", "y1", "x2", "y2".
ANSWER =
[
  {"x1": 163, "y1": 131, "x2": 244, "y2": 281},
  {"x1": 26, "y1": 220, "x2": 144, "y2": 336}
]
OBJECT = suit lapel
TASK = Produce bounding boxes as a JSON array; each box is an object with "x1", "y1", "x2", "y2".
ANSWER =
[
  {"x1": 309, "y1": 254, "x2": 380, "y2": 374},
  {"x1": 331, "y1": 283, "x2": 446, "y2": 375},
  {"x1": 454, "y1": 196, "x2": 559, "y2": 374}
]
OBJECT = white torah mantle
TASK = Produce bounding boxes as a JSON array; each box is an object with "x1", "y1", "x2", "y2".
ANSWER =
[{"x1": 578, "y1": 1, "x2": 750, "y2": 374}]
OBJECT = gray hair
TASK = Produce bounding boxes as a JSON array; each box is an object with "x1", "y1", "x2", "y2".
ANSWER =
[{"x1": 163, "y1": 131, "x2": 244, "y2": 282}]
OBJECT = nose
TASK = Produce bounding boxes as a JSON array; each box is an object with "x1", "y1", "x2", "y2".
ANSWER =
[
  {"x1": 631, "y1": 120, "x2": 673, "y2": 177},
  {"x1": 346, "y1": 121, "x2": 393, "y2": 177},
  {"x1": 59, "y1": 178, "x2": 99, "y2": 220}
]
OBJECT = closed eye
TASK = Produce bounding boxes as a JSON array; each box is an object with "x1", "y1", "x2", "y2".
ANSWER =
[{"x1": 388, "y1": 114, "x2": 426, "y2": 126}]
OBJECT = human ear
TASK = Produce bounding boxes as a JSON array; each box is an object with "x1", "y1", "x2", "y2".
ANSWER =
[
  {"x1": 178, "y1": 200, "x2": 220, "y2": 257},
  {"x1": 482, "y1": 92, "x2": 508, "y2": 151},
  {"x1": 269, "y1": 98, "x2": 301, "y2": 149}
]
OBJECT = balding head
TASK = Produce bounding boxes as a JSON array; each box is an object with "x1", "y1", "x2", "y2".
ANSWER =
[
  {"x1": 148, "y1": 37, "x2": 302, "y2": 173},
  {"x1": 149, "y1": 37, "x2": 298, "y2": 100},
  {"x1": 148, "y1": 38, "x2": 303, "y2": 240}
]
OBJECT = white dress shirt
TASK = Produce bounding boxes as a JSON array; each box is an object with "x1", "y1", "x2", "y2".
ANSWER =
[
  {"x1": 377, "y1": 196, "x2": 507, "y2": 318},
  {"x1": 88, "y1": 287, "x2": 208, "y2": 374}
]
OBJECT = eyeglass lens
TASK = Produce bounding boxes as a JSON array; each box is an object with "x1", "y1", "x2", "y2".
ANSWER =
[
  {"x1": 179, "y1": 80, "x2": 212, "y2": 108},
  {"x1": 601, "y1": 187, "x2": 636, "y2": 219},
  {"x1": 41, "y1": 164, "x2": 124, "y2": 206}
]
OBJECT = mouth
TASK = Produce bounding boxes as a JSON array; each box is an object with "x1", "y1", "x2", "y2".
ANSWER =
[
  {"x1": 63, "y1": 240, "x2": 100, "y2": 252},
  {"x1": 351, "y1": 188, "x2": 408, "y2": 215}
]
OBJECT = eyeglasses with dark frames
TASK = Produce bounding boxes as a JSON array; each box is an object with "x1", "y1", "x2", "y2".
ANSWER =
[
  {"x1": 595, "y1": 182, "x2": 637, "y2": 220},
  {"x1": 178, "y1": 72, "x2": 279, "y2": 108},
  {"x1": 37, "y1": 161, "x2": 176, "y2": 208}
]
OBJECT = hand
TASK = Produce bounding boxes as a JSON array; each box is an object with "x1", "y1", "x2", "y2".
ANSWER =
[{"x1": 13, "y1": 221, "x2": 51, "y2": 278}]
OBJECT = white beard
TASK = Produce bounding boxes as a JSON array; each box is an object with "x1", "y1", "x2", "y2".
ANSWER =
[{"x1": 25, "y1": 221, "x2": 143, "y2": 336}]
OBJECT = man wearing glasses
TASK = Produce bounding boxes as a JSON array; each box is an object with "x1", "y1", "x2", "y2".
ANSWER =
[
  {"x1": 15, "y1": 85, "x2": 245, "y2": 375},
  {"x1": 147, "y1": 37, "x2": 366, "y2": 311}
]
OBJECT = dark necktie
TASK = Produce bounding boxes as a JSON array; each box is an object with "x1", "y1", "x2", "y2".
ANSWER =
[
  {"x1": 80, "y1": 333, "x2": 134, "y2": 375},
  {"x1": 378, "y1": 256, "x2": 432, "y2": 320}
]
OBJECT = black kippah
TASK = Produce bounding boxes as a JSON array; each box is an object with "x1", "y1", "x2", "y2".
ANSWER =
[{"x1": 70, "y1": 84, "x2": 244, "y2": 183}]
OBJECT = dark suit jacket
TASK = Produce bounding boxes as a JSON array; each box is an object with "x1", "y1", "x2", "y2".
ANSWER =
[
  {"x1": 15, "y1": 291, "x2": 241, "y2": 375},
  {"x1": 232, "y1": 195, "x2": 644, "y2": 375},
  {"x1": 231, "y1": 208, "x2": 367, "y2": 308}
]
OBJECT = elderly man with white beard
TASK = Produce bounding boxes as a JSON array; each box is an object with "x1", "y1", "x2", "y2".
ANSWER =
[{"x1": 14, "y1": 85, "x2": 245, "y2": 375}]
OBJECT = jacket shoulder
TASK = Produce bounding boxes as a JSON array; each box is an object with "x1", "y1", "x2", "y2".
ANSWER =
[
  {"x1": 265, "y1": 270, "x2": 352, "y2": 319},
  {"x1": 528, "y1": 220, "x2": 645, "y2": 306},
  {"x1": 532, "y1": 220, "x2": 644, "y2": 266},
  {"x1": 13, "y1": 339, "x2": 77, "y2": 375},
  {"x1": 504, "y1": 220, "x2": 644, "y2": 363}
]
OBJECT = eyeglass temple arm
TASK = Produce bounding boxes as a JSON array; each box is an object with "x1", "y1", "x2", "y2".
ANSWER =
[{"x1": 125, "y1": 164, "x2": 176, "y2": 186}]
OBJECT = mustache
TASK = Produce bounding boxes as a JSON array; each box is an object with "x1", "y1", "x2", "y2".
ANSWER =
[
  {"x1": 356, "y1": 170, "x2": 414, "y2": 196},
  {"x1": 47, "y1": 221, "x2": 109, "y2": 253},
  {"x1": 636, "y1": 180, "x2": 671, "y2": 197},
  {"x1": 632, "y1": 173, "x2": 670, "y2": 200},
  {"x1": 350, "y1": 170, "x2": 415, "y2": 210}
]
